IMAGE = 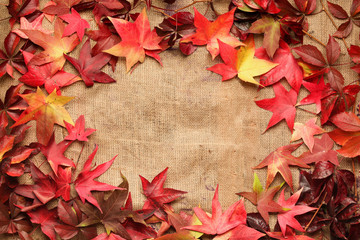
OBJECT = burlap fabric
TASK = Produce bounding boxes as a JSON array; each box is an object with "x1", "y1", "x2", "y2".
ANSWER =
[{"x1": 0, "y1": 0, "x2": 358, "y2": 237}]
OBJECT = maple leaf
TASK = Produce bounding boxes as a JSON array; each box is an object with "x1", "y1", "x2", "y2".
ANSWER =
[
  {"x1": 74, "y1": 145, "x2": 121, "y2": 211},
  {"x1": 83, "y1": 0, "x2": 127, "y2": 25},
  {"x1": 249, "y1": 15, "x2": 280, "y2": 58},
  {"x1": 27, "y1": 206, "x2": 59, "y2": 240},
  {"x1": 23, "y1": 18, "x2": 80, "y2": 74},
  {"x1": 277, "y1": 189, "x2": 316, "y2": 236},
  {"x1": 11, "y1": 88, "x2": 74, "y2": 145},
  {"x1": 328, "y1": 112, "x2": 360, "y2": 157},
  {"x1": 64, "y1": 115, "x2": 96, "y2": 142},
  {"x1": 42, "y1": 0, "x2": 81, "y2": 16},
  {"x1": 207, "y1": 36, "x2": 278, "y2": 85},
  {"x1": 299, "y1": 77, "x2": 327, "y2": 114},
  {"x1": 155, "y1": 208, "x2": 203, "y2": 239},
  {"x1": 52, "y1": 166, "x2": 72, "y2": 201},
  {"x1": 55, "y1": 200, "x2": 97, "y2": 239},
  {"x1": 60, "y1": 9, "x2": 90, "y2": 41},
  {"x1": 290, "y1": 118, "x2": 324, "y2": 152},
  {"x1": 104, "y1": 8, "x2": 163, "y2": 72},
  {"x1": 180, "y1": 7, "x2": 242, "y2": 59},
  {"x1": 76, "y1": 175, "x2": 144, "y2": 239},
  {"x1": 183, "y1": 185, "x2": 245, "y2": 235},
  {"x1": 65, "y1": 39, "x2": 116, "y2": 87},
  {"x1": 86, "y1": 23, "x2": 120, "y2": 71},
  {"x1": 19, "y1": 51, "x2": 81, "y2": 94},
  {"x1": 299, "y1": 133, "x2": 339, "y2": 165},
  {"x1": 12, "y1": 14, "x2": 52, "y2": 39},
  {"x1": 140, "y1": 167, "x2": 186, "y2": 221},
  {"x1": 15, "y1": 164, "x2": 57, "y2": 205},
  {"x1": 40, "y1": 134, "x2": 75, "y2": 174},
  {"x1": 253, "y1": 143, "x2": 309, "y2": 189},
  {"x1": 255, "y1": 40, "x2": 303, "y2": 92},
  {"x1": 267, "y1": 228, "x2": 316, "y2": 240},
  {"x1": 255, "y1": 82, "x2": 298, "y2": 132},
  {"x1": 238, "y1": 173, "x2": 285, "y2": 224}
]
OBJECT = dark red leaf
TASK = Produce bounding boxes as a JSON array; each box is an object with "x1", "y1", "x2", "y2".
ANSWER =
[
  {"x1": 327, "y1": 1, "x2": 349, "y2": 19},
  {"x1": 333, "y1": 19, "x2": 353, "y2": 38}
]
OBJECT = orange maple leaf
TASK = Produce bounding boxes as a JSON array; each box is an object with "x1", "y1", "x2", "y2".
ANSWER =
[
  {"x1": 181, "y1": 7, "x2": 242, "y2": 59},
  {"x1": 104, "y1": 8, "x2": 163, "y2": 72},
  {"x1": 22, "y1": 18, "x2": 79, "y2": 74},
  {"x1": 12, "y1": 88, "x2": 74, "y2": 145}
]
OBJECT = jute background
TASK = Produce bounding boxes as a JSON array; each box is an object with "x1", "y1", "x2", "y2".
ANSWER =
[{"x1": 0, "y1": 0, "x2": 359, "y2": 237}]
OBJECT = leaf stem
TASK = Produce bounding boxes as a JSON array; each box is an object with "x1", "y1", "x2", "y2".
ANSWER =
[
  {"x1": 296, "y1": 106, "x2": 318, "y2": 116},
  {"x1": 304, "y1": 192, "x2": 327, "y2": 231},
  {"x1": 302, "y1": 30, "x2": 326, "y2": 48},
  {"x1": 320, "y1": 0, "x2": 349, "y2": 50},
  {"x1": 74, "y1": 143, "x2": 85, "y2": 170},
  {"x1": 153, "y1": 7, "x2": 175, "y2": 20}
]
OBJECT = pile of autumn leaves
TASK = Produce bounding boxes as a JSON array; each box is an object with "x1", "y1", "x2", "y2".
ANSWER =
[{"x1": 2, "y1": 0, "x2": 360, "y2": 239}]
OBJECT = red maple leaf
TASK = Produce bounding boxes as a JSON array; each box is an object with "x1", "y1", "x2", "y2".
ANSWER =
[
  {"x1": 180, "y1": 7, "x2": 242, "y2": 59},
  {"x1": 23, "y1": 18, "x2": 79, "y2": 75},
  {"x1": 27, "y1": 206, "x2": 59, "y2": 240},
  {"x1": 65, "y1": 39, "x2": 116, "y2": 87},
  {"x1": 299, "y1": 133, "x2": 339, "y2": 165},
  {"x1": 299, "y1": 77, "x2": 327, "y2": 114},
  {"x1": 290, "y1": 118, "x2": 324, "y2": 152},
  {"x1": 183, "y1": 185, "x2": 245, "y2": 235},
  {"x1": 52, "y1": 166, "x2": 72, "y2": 201},
  {"x1": 86, "y1": 23, "x2": 120, "y2": 71},
  {"x1": 238, "y1": 173, "x2": 285, "y2": 224},
  {"x1": 42, "y1": 0, "x2": 81, "y2": 16},
  {"x1": 64, "y1": 115, "x2": 96, "y2": 142},
  {"x1": 60, "y1": 9, "x2": 90, "y2": 41},
  {"x1": 55, "y1": 200, "x2": 97, "y2": 239},
  {"x1": 19, "y1": 51, "x2": 81, "y2": 94},
  {"x1": 277, "y1": 189, "x2": 316, "y2": 236},
  {"x1": 40, "y1": 134, "x2": 75, "y2": 174},
  {"x1": 253, "y1": 143, "x2": 309, "y2": 189},
  {"x1": 104, "y1": 8, "x2": 163, "y2": 72},
  {"x1": 255, "y1": 40, "x2": 303, "y2": 92},
  {"x1": 15, "y1": 164, "x2": 57, "y2": 210},
  {"x1": 12, "y1": 14, "x2": 52, "y2": 39},
  {"x1": 267, "y1": 228, "x2": 315, "y2": 240},
  {"x1": 255, "y1": 82, "x2": 298, "y2": 132},
  {"x1": 74, "y1": 145, "x2": 121, "y2": 211},
  {"x1": 140, "y1": 167, "x2": 186, "y2": 221}
]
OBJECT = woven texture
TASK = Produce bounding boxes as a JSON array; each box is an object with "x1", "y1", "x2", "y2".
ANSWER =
[{"x1": 0, "y1": 0, "x2": 358, "y2": 227}]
